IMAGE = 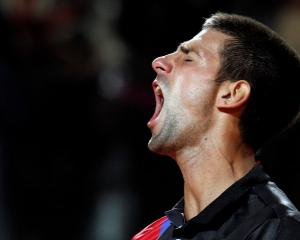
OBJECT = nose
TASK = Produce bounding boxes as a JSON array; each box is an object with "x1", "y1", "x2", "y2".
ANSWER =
[{"x1": 152, "y1": 56, "x2": 172, "y2": 75}]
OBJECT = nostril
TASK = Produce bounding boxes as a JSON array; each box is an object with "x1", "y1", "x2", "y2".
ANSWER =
[
  {"x1": 152, "y1": 57, "x2": 162, "y2": 71},
  {"x1": 152, "y1": 56, "x2": 172, "y2": 74},
  {"x1": 155, "y1": 65, "x2": 165, "y2": 72}
]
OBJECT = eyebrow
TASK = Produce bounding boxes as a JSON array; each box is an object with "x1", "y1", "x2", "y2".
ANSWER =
[
  {"x1": 177, "y1": 43, "x2": 201, "y2": 58},
  {"x1": 178, "y1": 44, "x2": 189, "y2": 54},
  {"x1": 177, "y1": 44, "x2": 190, "y2": 54}
]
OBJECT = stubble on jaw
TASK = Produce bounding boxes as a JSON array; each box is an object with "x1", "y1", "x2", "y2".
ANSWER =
[
  {"x1": 148, "y1": 109, "x2": 179, "y2": 156},
  {"x1": 148, "y1": 94, "x2": 216, "y2": 158}
]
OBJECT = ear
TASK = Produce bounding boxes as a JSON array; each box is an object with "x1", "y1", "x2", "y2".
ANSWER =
[{"x1": 216, "y1": 80, "x2": 251, "y2": 113}]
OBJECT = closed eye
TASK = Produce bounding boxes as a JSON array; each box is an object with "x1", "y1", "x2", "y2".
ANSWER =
[{"x1": 184, "y1": 58, "x2": 193, "y2": 62}]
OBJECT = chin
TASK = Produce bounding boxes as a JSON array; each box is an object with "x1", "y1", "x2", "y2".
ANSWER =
[
  {"x1": 148, "y1": 138, "x2": 164, "y2": 154},
  {"x1": 148, "y1": 138, "x2": 175, "y2": 157},
  {"x1": 148, "y1": 138, "x2": 159, "y2": 152}
]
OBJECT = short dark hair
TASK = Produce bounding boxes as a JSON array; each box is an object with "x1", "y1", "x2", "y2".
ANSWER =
[{"x1": 203, "y1": 12, "x2": 300, "y2": 151}]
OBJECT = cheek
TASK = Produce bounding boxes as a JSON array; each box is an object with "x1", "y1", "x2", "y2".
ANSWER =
[
  {"x1": 180, "y1": 84, "x2": 218, "y2": 118},
  {"x1": 179, "y1": 78, "x2": 215, "y2": 104}
]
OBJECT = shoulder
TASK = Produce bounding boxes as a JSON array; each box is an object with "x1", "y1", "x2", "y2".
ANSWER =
[
  {"x1": 253, "y1": 181, "x2": 300, "y2": 220},
  {"x1": 248, "y1": 181, "x2": 300, "y2": 239},
  {"x1": 276, "y1": 217, "x2": 300, "y2": 239},
  {"x1": 248, "y1": 215, "x2": 300, "y2": 239}
]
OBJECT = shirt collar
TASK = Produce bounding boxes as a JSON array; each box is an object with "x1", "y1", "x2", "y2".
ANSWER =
[{"x1": 165, "y1": 164, "x2": 270, "y2": 237}]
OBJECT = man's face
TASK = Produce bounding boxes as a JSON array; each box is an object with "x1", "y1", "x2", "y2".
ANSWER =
[{"x1": 148, "y1": 29, "x2": 229, "y2": 156}]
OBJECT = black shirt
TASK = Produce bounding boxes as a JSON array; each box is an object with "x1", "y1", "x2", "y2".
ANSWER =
[{"x1": 132, "y1": 165, "x2": 300, "y2": 239}]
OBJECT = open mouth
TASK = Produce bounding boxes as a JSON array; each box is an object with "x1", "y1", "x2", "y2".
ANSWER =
[{"x1": 147, "y1": 80, "x2": 164, "y2": 128}]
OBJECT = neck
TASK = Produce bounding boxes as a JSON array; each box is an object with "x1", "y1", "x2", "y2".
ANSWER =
[{"x1": 174, "y1": 125, "x2": 255, "y2": 221}]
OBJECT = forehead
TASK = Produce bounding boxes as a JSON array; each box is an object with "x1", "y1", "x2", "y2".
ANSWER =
[{"x1": 182, "y1": 29, "x2": 230, "y2": 61}]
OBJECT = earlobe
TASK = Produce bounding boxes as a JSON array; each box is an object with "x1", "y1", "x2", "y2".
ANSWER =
[{"x1": 217, "y1": 80, "x2": 251, "y2": 113}]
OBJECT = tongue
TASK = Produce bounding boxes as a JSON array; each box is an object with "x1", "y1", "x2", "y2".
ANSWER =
[{"x1": 147, "y1": 96, "x2": 163, "y2": 127}]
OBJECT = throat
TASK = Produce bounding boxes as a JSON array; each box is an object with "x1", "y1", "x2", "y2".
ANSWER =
[{"x1": 180, "y1": 160, "x2": 241, "y2": 220}]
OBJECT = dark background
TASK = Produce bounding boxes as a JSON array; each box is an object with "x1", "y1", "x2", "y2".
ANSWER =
[{"x1": 0, "y1": 0, "x2": 299, "y2": 239}]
